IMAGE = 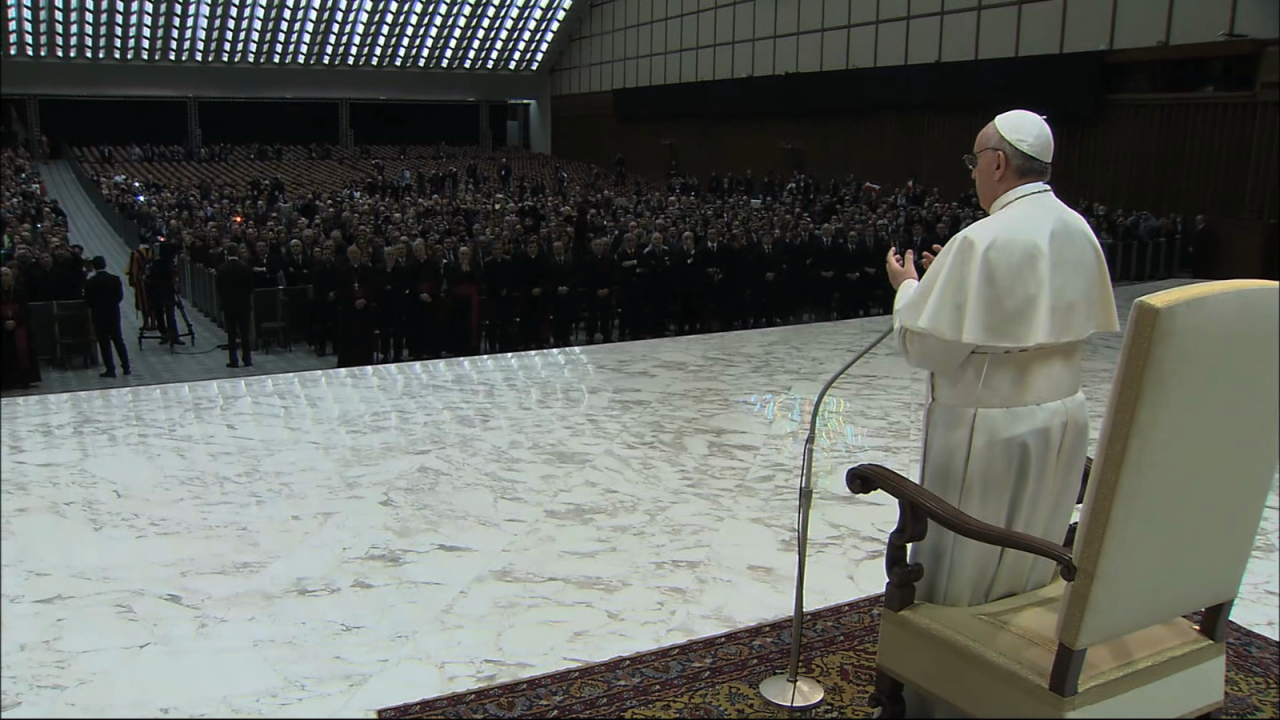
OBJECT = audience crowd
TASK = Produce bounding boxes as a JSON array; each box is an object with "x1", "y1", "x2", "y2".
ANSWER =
[
  {"x1": 2, "y1": 147, "x2": 81, "y2": 389},
  {"x1": 1, "y1": 141, "x2": 1197, "y2": 387}
]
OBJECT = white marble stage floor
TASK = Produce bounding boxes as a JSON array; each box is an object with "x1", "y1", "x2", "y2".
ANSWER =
[{"x1": 2, "y1": 279, "x2": 1276, "y2": 718}]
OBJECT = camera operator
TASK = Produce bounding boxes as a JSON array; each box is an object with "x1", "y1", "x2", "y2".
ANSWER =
[{"x1": 147, "y1": 238, "x2": 185, "y2": 346}]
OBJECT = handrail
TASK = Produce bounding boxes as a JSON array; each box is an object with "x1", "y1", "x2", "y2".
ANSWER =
[{"x1": 59, "y1": 143, "x2": 143, "y2": 250}]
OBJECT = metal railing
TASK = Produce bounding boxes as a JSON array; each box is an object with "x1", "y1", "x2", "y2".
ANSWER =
[
  {"x1": 61, "y1": 143, "x2": 145, "y2": 250},
  {"x1": 181, "y1": 259, "x2": 312, "y2": 348},
  {"x1": 1100, "y1": 238, "x2": 1187, "y2": 283}
]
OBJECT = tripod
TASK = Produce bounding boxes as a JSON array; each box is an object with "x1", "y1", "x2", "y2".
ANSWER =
[{"x1": 138, "y1": 294, "x2": 196, "y2": 353}]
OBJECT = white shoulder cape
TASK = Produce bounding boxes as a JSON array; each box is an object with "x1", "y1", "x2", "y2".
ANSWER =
[{"x1": 896, "y1": 184, "x2": 1120, "y2": 348}]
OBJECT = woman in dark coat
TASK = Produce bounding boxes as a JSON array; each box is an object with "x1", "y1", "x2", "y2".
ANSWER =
[{"x1": 1, "y1": 266, "x2": 41, "y2": 390}]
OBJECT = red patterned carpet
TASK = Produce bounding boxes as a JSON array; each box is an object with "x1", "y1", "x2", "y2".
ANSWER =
[{"x1": 379, "y1": 594, "x2": 1279, "y2": 718}]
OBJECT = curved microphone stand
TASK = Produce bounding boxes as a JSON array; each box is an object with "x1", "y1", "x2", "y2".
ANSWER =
[{"x1": 758, "y1": 325, "x2": 895, "y2": 709}]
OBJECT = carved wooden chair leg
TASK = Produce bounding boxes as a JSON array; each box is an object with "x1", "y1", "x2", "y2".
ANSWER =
[{"x1": 868, "y1": 669, "x2": 906, "y2": 719}]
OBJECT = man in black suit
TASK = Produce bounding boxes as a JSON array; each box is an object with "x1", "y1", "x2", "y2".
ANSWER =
[
  {"x1": 548, "y1": 240, "x2": 577, "y2": 347},
  {"x1": 580, "y1": 238, "x2": 616, "y2": 344},
  {"x1": 216, "y1": 243, "x2": 256, "y2": 369},
  {"x1": 84, "y1": 256, "x2": 130, "y2": 378},
  {"x1": 752, "y1": 234, "x2": 787, "y2": 327}
]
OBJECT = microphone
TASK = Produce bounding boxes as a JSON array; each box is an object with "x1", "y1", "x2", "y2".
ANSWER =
[{"x1": 758, "y1": 324, "x2": 895, "y2": 709}]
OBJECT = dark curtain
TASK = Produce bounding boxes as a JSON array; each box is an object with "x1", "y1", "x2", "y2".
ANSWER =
[
  {"x1": 39, "y1": 98, "x2": 186, "y2": 146},
  {"x1": 199, "y1": 100, "x2": 337, "y2": 144},
  {"x1": 349, "y1": 102, "x2": 479, "y2": 146}
]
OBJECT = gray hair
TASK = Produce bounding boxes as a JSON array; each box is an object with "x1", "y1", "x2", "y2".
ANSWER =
[{"x1": 993, "y1": 135, "x2": 1052, "y2": 182}]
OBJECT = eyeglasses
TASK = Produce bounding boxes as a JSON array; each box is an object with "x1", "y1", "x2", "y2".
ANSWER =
[{"x1": 962, "y1": 147, "x2": 1002, "y2": 171}]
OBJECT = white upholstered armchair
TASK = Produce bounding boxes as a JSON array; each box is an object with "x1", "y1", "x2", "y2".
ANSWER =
[{"x1": 847, "y1": 279, "x2": 1279, "y2": 718}]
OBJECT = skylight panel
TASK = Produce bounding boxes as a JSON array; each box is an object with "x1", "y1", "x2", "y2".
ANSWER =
[
  {"x1": 296, "y1": 1, "x2": 315, "y2": 64},
  {"x1": 484, "y1": 0, "x2": 519, "y2": 66},
  {"x1": 417, "y1": 0, "x2": 447, "y2": 66},
  {"x1": 190, "y1": 0, "x2": 210, "y2": 60},
  {"x1": 246, "y1": 0, "x2": 266, "y2": 62},
  {"x1": 0, "y1": 0, "x2": 577, "y2": 69},
  {"x1": 393, "y1": 2, "x2": 421, "y2": 63},
  {"x1": 344, "y1": 0, "x2": 370, "y2": 65},
  {"x1": 439, "y1": 0, "x2": 473, "y2": 67}
]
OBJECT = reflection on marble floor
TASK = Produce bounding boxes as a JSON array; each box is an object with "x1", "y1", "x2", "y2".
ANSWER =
[{"x1": 2, "y1": 279, "x2": 1276, "y2": 718}]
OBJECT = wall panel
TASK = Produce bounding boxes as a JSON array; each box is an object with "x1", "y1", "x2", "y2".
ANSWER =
[
  {"x1": 1169, "y1": 0, "x2": 1231, "y2": 46},
  {"x1": 1019, "y1": 0, "x2": 1063, "y2": 56},
  {"x1": 715, "y1": 44, "x2": 734, "y2": 77},
  {"x1": 798, "y1": 32, "x2": 823, "y2": 72},
  {"x1": 876, "y1": 20, "x2": 907, "y2": 66},
  {"x1": 880, "y1": 0, "x2": 910, "y2": 21},
  {"x1": 1113, "y1": 0, "x2": 1168, "y2": 49},
  {"x1": 824, "y1": 0, "x2": 850, "y2": 27},
  {"x1": 907, "y1": 15, "x2": 942, "y2": 64},
  {"x1": 977, "y1": 5, "x2": 1018, "y2": 59},
  {"x1": 775, "y1": 34, "x2": 798, "y2": 72},
  {"x1": 823, "y1": 28, "x2": 849, "y2": 70},
  {"x1": 734, "y1": 40, "x2": 754, "y2": 75},
  {"x1": 755, "y1": 37, "x2": 775, "y2": 72},
  {"x1": 1063, "y1": 0, "x2": 1114, "y2": 53},
  {"x1": 1234, "y1": 0, "x2": 1280, "y2": 39},
  {"x1": 941, "y1": 10, "x2": 978, "y2": 61},
  {"x1": 551, "y1": 0, "x2": 1276, "y2": 96},
  {"x1": 848, "y1": 23, "x2": 876, "y2": 67}
]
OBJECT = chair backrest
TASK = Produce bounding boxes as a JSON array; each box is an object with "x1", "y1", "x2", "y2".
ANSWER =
[
  {"x1": 252, "y1": 287, "x2": 282, "y2": 324},
  {"x1": 27, "y1": 301, "x2": 57, "y2": 358},
  {"x1": 53, "y1": 300, "x2": 93, "y2": 342},
  {"x1": 1059, "y1": 280, "x2": 1279, "y2": 649}
]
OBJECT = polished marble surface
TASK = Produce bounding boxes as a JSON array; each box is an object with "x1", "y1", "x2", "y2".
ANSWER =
[{"x1": 2, "y1": 279, "x2": 1276, "y2": 718}]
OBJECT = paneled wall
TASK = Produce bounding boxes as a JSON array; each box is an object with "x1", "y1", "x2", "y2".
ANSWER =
[
  {"x1": 550, "y1": 0, "x2": 1280, "y2": 95},
  {"x1": 552, "y1": 93, "x2": 1280, "y2": 222}
]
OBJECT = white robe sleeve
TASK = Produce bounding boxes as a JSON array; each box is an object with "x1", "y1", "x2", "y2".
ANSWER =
[{"x1": 893, "y1": 279, "x2": 976, "y2": 375}]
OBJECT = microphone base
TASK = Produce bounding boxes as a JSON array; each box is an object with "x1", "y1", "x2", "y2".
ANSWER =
[{"x1": 759, "y1": 674, "x2": 825, "y2": 709}]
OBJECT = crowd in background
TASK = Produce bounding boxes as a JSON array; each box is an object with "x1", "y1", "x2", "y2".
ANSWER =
[
  {"x1": 1, "y1": 141, "x2": 1201, "y2": 385},
  {"x1": 2, "y1": 147, "x2": 85, "y2": 389}
]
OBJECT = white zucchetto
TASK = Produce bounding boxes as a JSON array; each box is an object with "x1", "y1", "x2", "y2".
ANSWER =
[{"x1": 993, "y1": 110, "x2": 1054, "y2": 164}]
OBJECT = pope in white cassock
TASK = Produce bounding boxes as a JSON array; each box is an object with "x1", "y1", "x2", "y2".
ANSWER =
[{"x1": 884, "y1": 110, "x2": 1120, "y2": 616}]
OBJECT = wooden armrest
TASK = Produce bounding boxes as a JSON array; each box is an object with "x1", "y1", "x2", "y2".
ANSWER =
[
  {"x1": 847, "y1": 463, "x2": 1077, "y2": 587},
  {"x1": 1078, "y1": 456, "x2": 1093, "y2": 505}
]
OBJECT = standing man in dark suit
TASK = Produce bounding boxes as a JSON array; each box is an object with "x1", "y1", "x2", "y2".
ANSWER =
[
  {"x1": 84, "y1": 256, "x2": 130, "y2": 378},
  {"x1": 216, "y1": 243, "x2": 256, "y2": 369}
]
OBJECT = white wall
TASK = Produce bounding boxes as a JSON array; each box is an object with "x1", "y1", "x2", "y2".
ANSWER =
[{"x1": 549, "y1": 0, "x2": 1280, "y2": 95}]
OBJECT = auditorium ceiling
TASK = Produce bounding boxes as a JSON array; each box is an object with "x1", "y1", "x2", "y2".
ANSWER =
[{"x1": 2, "y1": 0, "x2": 575, "y2": 71}]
